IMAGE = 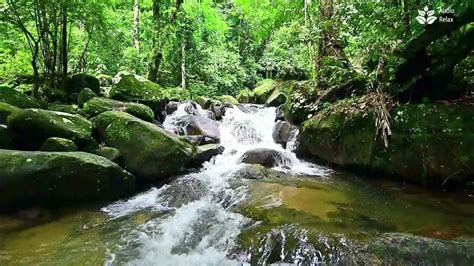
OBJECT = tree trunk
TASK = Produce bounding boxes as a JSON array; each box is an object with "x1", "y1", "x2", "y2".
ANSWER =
[
  {"x1": 401, "y1": 0, "x2": 410, "y2": 38},
  {"x1": 147, "y1": 0, "x2": 161, "y2": 82},
  {"x1": 61, "y1": 7, "x2": 68, "y2": 88},
  {"x1": 181, "y1": 42, "x2": 186, "y2": 90},
  {"x1": 133, "y1": 0, "x2": 140, "y2": 51}
]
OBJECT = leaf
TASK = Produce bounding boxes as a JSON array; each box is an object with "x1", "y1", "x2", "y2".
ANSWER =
[
  {"x1": 424, "y1": 6, "x2": 429, "y2": 12},
  {"x1": 427, "y1": 16, "x2": 437, "y2": 24},
  {"x1": 418, "y1": 10, "x2": 425, "y2": 16},
  {"x1": 416, "y1": 16, "x2": 426, "y2": 24},
  {"x1": 427, "y1": 10, "x2": 435, "y2": 16}
]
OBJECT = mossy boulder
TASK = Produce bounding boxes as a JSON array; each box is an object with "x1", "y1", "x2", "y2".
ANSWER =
[
  {"x1": 218, "y1": 95, "x2": 239, "y2": 105},
  {"x1": 195, "y1": 96, "x2": 213, "y2": 109},
  {"x1": 237, "y1": 89, "x2": 256, "y2": 104},
  {"x1": 283, "y1": 81, "x2": 317, "y2": 125},
  {"x1": 265, "y1": 87, "x2": 287, "y2": 107},
  {"x1": 40, "y1": 137, "x2": 78, "y2": 152},
  {"x1": 0, "y1": 102, "x2": 21, "y2": 123},
  {"x1": 91, "y1": 111, "x2": 195, "y2": 182},
  {"x1": 66, "y1": 73, "x2": 100, "y2": 95},
  {"x1": 48, "y1": 103, "x2": 87, "y2": 116},
  {"x1": 300, "y1": 99, "x2": 474, "y2": 187},
  {"x1": 0, "y1": 87, "x2": 41, "y2": 109},
  {"x1": 96, "y1": 74, "x2": 113, "y2": 86},
  {"x1": 83, "y1": 97, "x2": 154, "y2": 122},
  {"x1": 94, "y1": 147, "x2": 121, "y2": 162},
  {"x1": 7, "y1": 109, "x2": 92, "y2": 150},
  {"x1": 0, "y1": 124, "x2": 14, "y2": 149},
  {"x1": 0, "y1": 150, "x2": 135, "y2": 212},
  {"x1": 77, "y1": 88, "x2": 98, "y2": 107},
  {"x1": 254, "y1": 79, "x2": 277, "y2": 104},
  {"x1": 109, "y1": 73, "x2": 166, "y2": 111}
]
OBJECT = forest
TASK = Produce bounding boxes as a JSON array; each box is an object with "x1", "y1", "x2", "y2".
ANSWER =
[{"x1": 0, "y1": 0, "x2": 473, "y2": 264}]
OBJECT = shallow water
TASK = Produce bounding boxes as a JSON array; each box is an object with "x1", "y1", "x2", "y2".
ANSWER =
[{"x1": 1, "y1": 105, "x2": 473, "y2": 265}]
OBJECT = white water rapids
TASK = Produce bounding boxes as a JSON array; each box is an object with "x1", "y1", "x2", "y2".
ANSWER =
[{"x1": 101, "y1": 103, "x2": 331, "y2": 265}]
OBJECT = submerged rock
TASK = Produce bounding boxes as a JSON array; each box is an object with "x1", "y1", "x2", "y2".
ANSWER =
[
  {"x1": 239, "y1": 148, "x2": 291, "y2": 168},
  {"x1": 299, "y1": 100, "x2": 474, "y2": 187},
  {"x1": 40, "y1": 137, "x2": 78, "y2": 152},
  {"x1": 7, "y1": 109, "x2": 92, "y2": 150},
  {"x1": 0, "y1": 150, "x2": 135, "y2": 212},
  {"x1": 91, "y1": 111, "x2": 195, "y2": 182},
  {"x1": 188, "y1": 144, "x2": 225, "y2": 167},
  {"x1": 232, "y1": 164, "x2": 268, "y2": 180},
  {"x1": 83, "y1": 97, "x2": 154, "y2": 122}
]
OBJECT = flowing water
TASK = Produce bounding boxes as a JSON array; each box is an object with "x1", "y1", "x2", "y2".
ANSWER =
[{"x1": 1, "y1": 104, "x2": 473, "y2": 265}]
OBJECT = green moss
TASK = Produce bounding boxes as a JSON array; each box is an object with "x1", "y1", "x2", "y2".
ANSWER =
[
  {"x1": 48, "y1": 103, "x2": 87, "y2": 116},
  {"x1": 253, "y1": 79, "x2": 277, "y2": 104},
  {"x1": 0, "y1": 150, "x2": 135, "y2": 212},
  {"x1": 7, "y1": 109, "x2": 92, "y2": 150},
  {"x1": 109, "y1": 74, "x2": 165, "y2": 110},
  {"x1": 83, "y1": 97, "x2": 154, "y2": 122},
  {"x1": 236, "y1": 89, "x2": 255, "y2": 104},
  {"x1": 0, "y1": 87, "x2": 41, "y2": 109},
  {"x1": 284, "y1": 80, "x2": 317, "y2": 124},
  {"x1": 40, "y1": 137, "x2": 78, "y2": 152},
  {"x1": 77, "y1": 88, "x2": 98, "y2": 107},
  {"x1": 218, "y1": 95, "x2": 239, "y2": 105},
  {"x1": 195, "y1": 96, "x2": 212, "y2": 109},
  {"x1": 91, "y1": 111, "x2": 195, "y2": 182},
  {"x1": 162, "y1": 87, "x2": 189, "y2": 101},
  {"x1": 0, "y1": 102, "x2": 21, "y2": 124}
]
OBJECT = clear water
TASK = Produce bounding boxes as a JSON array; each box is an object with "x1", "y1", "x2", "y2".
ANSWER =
[{"x1": 1, "y1": 105, "x2": 473, "y2": 265}]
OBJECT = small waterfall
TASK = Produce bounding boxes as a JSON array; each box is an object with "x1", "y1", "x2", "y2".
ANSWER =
[{"x1": 103, "y1": 103, "x2": 330, "y2": 265}]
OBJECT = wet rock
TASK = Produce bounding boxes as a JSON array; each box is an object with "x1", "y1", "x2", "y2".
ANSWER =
[
  {"x1": 239, "y1": 148, "x2": 291, "y2": 168},
  {"x1": 183, "y1": 101, "x2": 198, "y2": 115},
  {"x1": 211, "y1": 102, "x2": 224, "y2": 120},
  {"x1": 265, "y1": 88, "x2": 286, "y2": 107},
  {"x1": 232, "y1": 164, "x2": 267, "y2": 180},
  {"x1": 202, "y1": 136, "x2": 219, "y2": 145},
  {"x1": 272, "y1": 121, "x2": 297, "y2": 145},
  {"x1": 0, "y1": 86, "x2": 41, "y2": 109},
  {"x1": 183, "y1": 135, "x2": 204, "y2": 145},
  {"x1": 179, "y1": 115, "x2": 221, "y2": 141},
  {"x1": 161, "y1": 179, "x2": 207, "y2": 208},
  {"x1": 195, "y1": 96, "x2": 212, "y2": 109},
  {"x1": 0, "y1": 150, "x2": 136, "y2": 212},
  {"x1": 299, "y1": 101, "x2": 474, "y2": 187},
  {"x1": 253, "y1": 79, "x2": 277, "y2": 104},
  {"x1": 91, "y1": 111, "x2": 194, "y2": 182},
  {"x1": 48, "y1": 103, "x2": 87, "y2": 116},
  {"x1": 238, "y1": 104, "x2": 259, "y2": 114},
  {"x1": 82, "y1": 97, "x2": 154, "y2": 122},
  {"x1": 166, "y1": 101, "x2": 179, "y2": 115},
  {"x1": 188, "y1": 144, "x2": 225, "y2": 167},
  {"x1": 7, "y1": 108, "x2": 92, "y2": 150},
  {"x1": 40, "y1": 137, "x2": 78, "y2": 152},
  {"x1": 275, "y1": 105, "x2": 285, "y2": 122},
  {"x1": 237, "y1": 89, "x2": 256, "y2": 104},
  {"x1": 202, "y1": 110, "x2": 216, "y2": 120}
]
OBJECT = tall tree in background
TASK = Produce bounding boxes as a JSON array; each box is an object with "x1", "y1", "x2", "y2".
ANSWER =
[{"x1": 133, "y1": 0, "x2": 140, "y2": 51}]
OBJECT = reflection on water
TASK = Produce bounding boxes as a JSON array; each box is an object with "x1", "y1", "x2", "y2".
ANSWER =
[{"x1": 1, "y1": 104, "x2": 473, "y2": 265}]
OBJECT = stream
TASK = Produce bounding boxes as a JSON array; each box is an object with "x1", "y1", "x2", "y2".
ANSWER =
[{"x1": 1, "y1": 104, "x2": 473, "y2": 265}]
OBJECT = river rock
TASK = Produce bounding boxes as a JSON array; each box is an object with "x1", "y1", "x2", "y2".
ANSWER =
[
  {"x1": 83, "y1": 97, "x2": 154, "y2": 122},
  {"x1": 299, "y1": 100, "x2": 474, "y2": 187},
  {"x1": 210, "y1": 101, "x2": 225, "y2": 120},
  {"x1": 166, "y1": 101, "x2": 180, "y2": 115},
  {"x1": 0, "y1": 102, "x2": 21, "y2": 123},
  {"x1": 0, "y1": 150, "x2": 136, "y2": 212},
  {"x1": 48, "y1": 103, "x2": 87, "y2": 116},
  {"x1": 77, "y1": 88, "x2": 98, "y2": 107},
  {"x1": 266, "y1": 88, "x2": 286, "y2": 107},
  {"x1": 253, "y1": 79, "x2": 277, "y2": 104},
  {"x1": 94, "y1": 146, "x2": 121, "y2": 162},
  {"x1": 66, "y1": 73, "x2": 100, "y2": 95},
  {"x1": 272, "y1": 121, "x2": 297, "y2": 145},
  {"x1": 183, "y1": 135, "x2": 204, "y2": 145},
  {"x1": 109, "y1": 73, "x2": 166, "y2": 112},
  {"x1": 195, "y1": 96, "x2": 212, "y2": 109},
  {"x1": 0, "y1": 87, "x2": 41, "y2": 109},
  {"x1": 91, "y1": 111, "x2": 195, "y2": 182},
  {"x1": 239, "y1": 148, "x2": 291, "y2": 168},
  {"x1": 179, "y1": 115, "x2": 221, "y2": 141},
  {"x1": 40, "y1": 137, "x2": 78, "y2": 152},
  {"x1": 218, "y1": 95, "x2": 239, "y2": 105},
  {"x1": 7, "y1": 109, "x2": 92, "y2": 150},
  {"x1": 275, "y1": 105, "x2": 285, "y2": 122},
  {"x1": 237, "y1": 89, "x2": 256, "y2": 104},
  {"x1": 188, "y1": 144, "x2": 225, "y2": 167},
  {"x1": 232, "y1": 164, "x2": 267, "y2": 180}
]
